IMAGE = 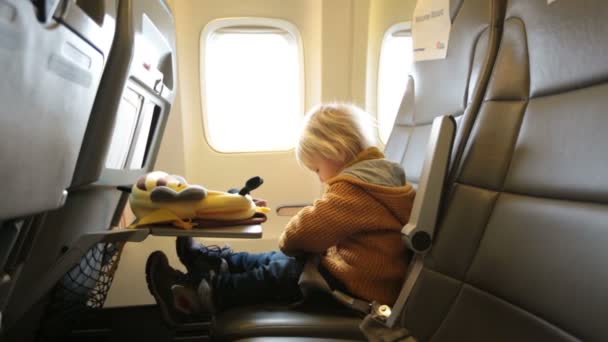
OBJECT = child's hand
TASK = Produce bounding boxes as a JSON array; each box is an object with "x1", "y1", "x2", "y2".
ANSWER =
[{"x1": 253, "y1": 198, "x2": 268, "y2": 207}]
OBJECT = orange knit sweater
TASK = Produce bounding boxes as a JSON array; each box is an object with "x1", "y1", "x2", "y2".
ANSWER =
[{"x1": 279, "y1": 148, "x2": 415, "y2": 305}]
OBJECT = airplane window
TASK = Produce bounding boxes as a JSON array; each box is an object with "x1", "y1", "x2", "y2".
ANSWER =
[
  {"x1": 201, "y1": 19, "x2": 304, "y2": 153},
  {"x1": 377, "y1": 22, "x2": 413, "y2": 143}
]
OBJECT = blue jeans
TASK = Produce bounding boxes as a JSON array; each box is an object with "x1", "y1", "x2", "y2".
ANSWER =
[{"x1": 212, "y1": 251, "x2": 304, "y2": 309}]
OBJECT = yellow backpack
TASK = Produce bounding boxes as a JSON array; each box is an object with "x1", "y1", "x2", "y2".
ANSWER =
[{"x1": 125, "y1": 171, "x2": 270, "y2": 229}]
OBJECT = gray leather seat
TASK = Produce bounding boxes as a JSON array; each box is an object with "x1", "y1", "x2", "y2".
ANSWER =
[
  {"x1": 385, "y1": 0, "x2": 504, "y2": 186},
  {"x1": 2, "y1": 0, "x2": 178, "y2": 336},
  {"x1": 213, "y1": 0, "x2": 504, "y2": 340},
  {"x1": 401, "y1": 1, "x2": 608, "y2": 341}
]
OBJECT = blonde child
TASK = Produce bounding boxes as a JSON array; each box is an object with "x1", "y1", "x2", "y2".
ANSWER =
[{"x1": 145, "y1": 103, "x2": 415, "y2": 324}]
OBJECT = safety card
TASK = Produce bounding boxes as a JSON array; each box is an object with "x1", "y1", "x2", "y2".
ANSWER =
[{"x1": 412, "y1": 0, "x2": 451, "y2": 61}]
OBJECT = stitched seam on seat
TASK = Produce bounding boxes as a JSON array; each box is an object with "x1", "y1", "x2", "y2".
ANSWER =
[
  {"x1": 466, "y1": 283, "x2": 580, "y2": 341},
  {"x1": 531, "y1": 77, "x2": 608, "y2": 100},
  {"x1": 422, "y1": 268, "x2": 581, "y2": 342},
  {"x1": 405, "y1": 266, "x2": 464, "y2": 342},
  {"x1": 455, "y1": 180, "x2": 608, "y2": 207},
  {"x1": 484, "y1": 97, "x2": 528, "y2": 102},
  {"x1": 463, "y1": 25, "x2": 488, "y2": 107},
  {"x1": 401, "y1": 113, "x2": 464, "y2": 128}
]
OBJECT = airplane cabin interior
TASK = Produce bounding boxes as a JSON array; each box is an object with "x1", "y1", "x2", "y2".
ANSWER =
[{"x1": 0, "y1": 0, "x2": 607, "y2": 341}]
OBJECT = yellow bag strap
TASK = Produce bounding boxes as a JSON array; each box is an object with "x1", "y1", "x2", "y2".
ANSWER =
[{"x1": 128, "y1": 209, "x2": 196, "y2": 230}]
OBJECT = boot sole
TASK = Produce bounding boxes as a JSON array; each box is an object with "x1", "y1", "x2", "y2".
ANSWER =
[{"x1": 145, "y1": 251, "x2": 179, "y2": 327}]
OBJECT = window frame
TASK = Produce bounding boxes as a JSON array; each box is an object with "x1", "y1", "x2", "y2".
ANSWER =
[
  {"x1": 377, "y1": 21, "x2": 413, "y2": 143},
  {"x1": 199, "y1": 17, "x2": 305, "y2": 154}
]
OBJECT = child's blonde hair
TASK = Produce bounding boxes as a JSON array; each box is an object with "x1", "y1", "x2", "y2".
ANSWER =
[{"x1": 296, "y1": 103, "x2": 378, "y2": 169}]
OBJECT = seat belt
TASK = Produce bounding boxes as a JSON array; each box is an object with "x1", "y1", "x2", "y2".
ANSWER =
[
  {"x1": 383, "y1": 115, "x2": 456, "y2": 328},
  {"x1": 298, "y1": 255, "x2": 381, "y2": 315}
]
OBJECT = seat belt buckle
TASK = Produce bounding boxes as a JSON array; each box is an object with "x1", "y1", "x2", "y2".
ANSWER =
[{"x1": 370, "y1": 302, "x2": 392, "y2": 322}]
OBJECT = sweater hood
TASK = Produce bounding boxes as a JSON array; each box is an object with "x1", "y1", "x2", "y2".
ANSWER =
[
  {"x1": 341, "y1": 149, "x2": 406, "y2": 188},
  {"x1": 326, "y1": 147, "x2": 414, "y2": 224}
]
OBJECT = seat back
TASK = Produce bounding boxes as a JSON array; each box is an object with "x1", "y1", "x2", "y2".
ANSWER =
[
  {"x1": 385, "y1": 0, "x2": 504, "y2": 188},
  {"x1": 0, "y1": 0, "x2": 114, "y2": 220},
  {"x1": 402, "y1": 1, "x2": 608, "y2": 341},
  {"x1": 0, "y1": 0, "x2": 116, "y2": 331},
  {"x1": 2, "y1": 0, "x2": 177, "y2": 333}
]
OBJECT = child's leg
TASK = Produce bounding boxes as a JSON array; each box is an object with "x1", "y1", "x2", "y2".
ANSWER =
[
  {"x1": 223, "y1": 250, "x2": 294, "y2": 273},
  {"x1": 176, "y1": 237, "x2": 231, "y2": 279},
  {"x1": 212, "y1": 251, "x2": 304, "y2": 309},
  {"x1": 176, "y1": 237, "x2": 296, "y2": 273}
]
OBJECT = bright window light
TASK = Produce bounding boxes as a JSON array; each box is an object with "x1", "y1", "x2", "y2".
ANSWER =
[
  {"x1": 202, "y1": 19, "x2": 303, "y2": 153},
  {"x1": 378, "y1": 23, "x2": 413, "y2": 143}
]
